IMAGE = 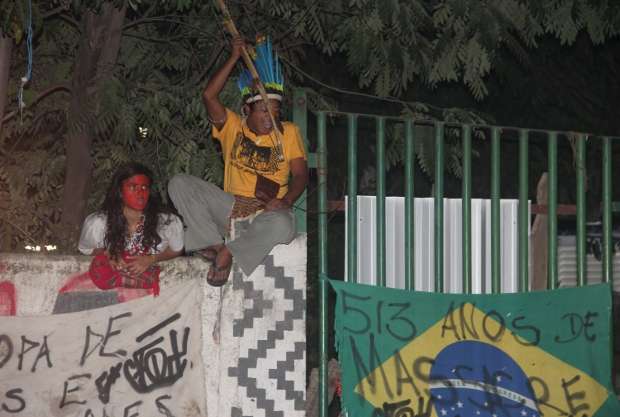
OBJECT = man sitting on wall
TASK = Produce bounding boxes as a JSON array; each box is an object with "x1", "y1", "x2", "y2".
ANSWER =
[{"x1": 168, "y1": 36, "x2": 308, "y2": 286}]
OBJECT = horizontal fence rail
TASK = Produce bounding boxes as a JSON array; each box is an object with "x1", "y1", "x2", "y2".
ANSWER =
[{"x1": 305, "y1": 105, "x2": 618, "y2": 417}]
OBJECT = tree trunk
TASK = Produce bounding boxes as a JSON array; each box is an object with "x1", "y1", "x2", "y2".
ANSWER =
[
  {"x1": 0, "y1": 29, "x2": 13, "y2": 139},
  {"x1": 0, "y1": 30, "x2": 13, "y2": 252},
  {"x1": 58, "y1": 3, "x2": 127, "y2": 249}
]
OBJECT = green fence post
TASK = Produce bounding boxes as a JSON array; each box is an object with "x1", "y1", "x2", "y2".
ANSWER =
[
  {"x1": 548, "y1": 132, "x2": 558, "y2": 289},
  {"x1": 491, "y1": 128, "x2": 501, "y2": 293},
  {"x1": 377, "y1": 117, "x2": 386, "y2": 287},
  {"x1": 462, "y1": 125, "x2": 472, "y2": 294},
  {"x1": 435, "y1": 122, "x2": 444, "y2": 293},
  {"x1": 405, "y1": 120, "x2": 415, "y2": 290},
  {"x1": 347, "y1": 114, "x2": 358, "y2": 283},
  {"x1": 602, "y1": 137, "x2": 613, "y2": 284},
  {"x1": 317, "y1": 112, "x2": 328, "y2": 417},
  {"x1": 292, "y1": 88, "x2": 308, "y2": 233},
  {"x1": 576, "y1": 134, "x2": 587, "y2": 286},
  {"x1": 518, "y1": 130, "x2": 529, "y2": 292}
]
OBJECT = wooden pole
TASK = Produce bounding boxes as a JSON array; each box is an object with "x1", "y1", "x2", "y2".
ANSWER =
[{"x1": 214, "y1": 0, "x2": 284, "y2": 153}]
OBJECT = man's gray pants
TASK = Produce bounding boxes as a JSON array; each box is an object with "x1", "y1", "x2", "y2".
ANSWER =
[{"x1": 168, "y1": 174, "x2": 296, "y2": 275}]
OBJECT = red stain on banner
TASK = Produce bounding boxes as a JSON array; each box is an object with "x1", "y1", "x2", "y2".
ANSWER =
[
  {"x1": 59, "y1": 272, "x2": 151, "y2": 303},
  {"x1": 0, "y1": 281, "x2": 17, "y2": 316}
]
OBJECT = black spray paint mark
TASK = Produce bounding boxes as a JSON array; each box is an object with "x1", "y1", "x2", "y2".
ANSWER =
[
  {"x1": 371, "y1": 397, "x2": 432, "y2": 417},
  {"x1": 136, "y1": 314, "x2": 181, "y2": 343},
  {"x1": 155, "y1": 395, "x2": 176, "y2": 417},
  {"x1": 562, "y1": 374, "x2": 590, "y2": 416},
  {"x1": 80, "y1": 313, "x2": 131, "y2": 366},
  {"x1": 554, "y1": 312, "x2": 599, "y2": 344},
  {"x1": 1, "y1": 388, "x2": 26, "y2": 413},
  {"x1": 59, "y1": 373, "x2": 91, "y2": 409},
  {"x1": 17, "y1": 335, "x2": 52, "y2": 372},
  {"x1": 440, "y1": 302, "x2": 541, "y2": 346},
  {"x1": 123, "y1": 400, "x2": 143, "y2": 417},
  {"x1": 0, "y1": 335, "x2": 13, "y2": 369},
  {"x1": 95, "y1": 362, "x2": 123, "y2": 404},
  {"x1": 124, "y1": 328, "x2": 190, "y2": 393}
]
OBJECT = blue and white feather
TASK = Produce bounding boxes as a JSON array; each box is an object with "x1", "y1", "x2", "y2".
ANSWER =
[{"x1": 237, "y1": 36, "x2": 284, "y2": 104}]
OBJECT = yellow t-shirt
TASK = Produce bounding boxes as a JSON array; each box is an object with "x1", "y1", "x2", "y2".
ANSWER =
[{"x1": 212, "y1": 109, "x2": 307, "y2": 199}]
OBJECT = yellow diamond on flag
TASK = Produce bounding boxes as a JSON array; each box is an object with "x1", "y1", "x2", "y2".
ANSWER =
[{"x1": 355, "y1": 302, "x2": 609, "y2": 417}]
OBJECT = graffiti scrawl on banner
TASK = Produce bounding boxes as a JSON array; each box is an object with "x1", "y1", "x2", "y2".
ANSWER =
[
  {"x1": 330, "y1": 280, "x2": 620, "y2": 417},
  {"x1": 0, "y1": 280, "x2": 205, "y2": 417}
]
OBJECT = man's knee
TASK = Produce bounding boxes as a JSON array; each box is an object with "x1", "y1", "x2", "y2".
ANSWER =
[
  {"x1": 260, "y1": 210, "x2": 295, "y2": 243},
  {"x1": 168, "y1": 173, "x2": 192, "y2": 194}
]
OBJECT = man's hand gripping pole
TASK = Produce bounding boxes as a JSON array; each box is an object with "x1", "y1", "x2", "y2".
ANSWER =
[{"x1": 214, "y1": 0, "x2": 284, "y2": 154}]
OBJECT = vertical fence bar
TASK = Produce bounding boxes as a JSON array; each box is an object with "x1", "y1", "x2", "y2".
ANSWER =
[
  {"x1": 462, "y1": 125, "x2": 472, "y2": 294},
  {"x1": 548, "y1": 132, "x2": 558, "y2": 289},
  {"x1": 405, "y1": 120, "x2": 415, "y2": 290},
  {"x1": 316, "y1": 112, "x2": 328, "y2": 417},
  {"x1": 518, "y1": 130, "x2": 529, "y2": 292},
  {"x1": 576, "y1": 134, "x2": 587, "y2": 286},
  {"x1": 292, "y1": 88, "x2": 309, "y2": 233},
  {"x1": 434, "y1": 122, "x2": 444, "y2": 293},
  {"x1": 347, "y1": 115, "x2": 358, "y2": 283},
  {"x1": 602, "y1": 137, "x2": 613, "y2": 284},
  {"x1": 491, "y1": 128, "x2": 501, "y2": 293},
  {"x1": 376, "y1": 117, "x2": 386, "y2": 286}
]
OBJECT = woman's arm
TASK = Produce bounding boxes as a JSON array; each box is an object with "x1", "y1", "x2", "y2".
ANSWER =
[
  {"x1": 152, "y1": 247, "x2": 183, "y2": 263},
  {"x1": 78, "y1": 213, "x2": 106, "y2": 255},
  {"x1": 124, "y1": 247, "x2": 182, "y2": 276}
]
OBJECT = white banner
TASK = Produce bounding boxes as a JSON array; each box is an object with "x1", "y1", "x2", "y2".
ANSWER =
[{"x1": 0, "y1": 280, "x2": 206, "y2": 417}]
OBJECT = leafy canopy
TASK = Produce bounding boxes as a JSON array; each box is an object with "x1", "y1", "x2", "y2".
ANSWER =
[{"x1": 1, "y1": 0, "x2": 619, "y2": 249}]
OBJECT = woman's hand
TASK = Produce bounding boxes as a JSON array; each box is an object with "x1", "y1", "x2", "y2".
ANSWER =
[
  {"x1": 109, "y1": 256, "x2": 130, "y2": 274},
  {"x1": 124, "y1": 254, "x2": 155, "y2": 276}
]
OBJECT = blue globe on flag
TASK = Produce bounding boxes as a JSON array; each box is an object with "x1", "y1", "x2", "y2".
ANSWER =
[{"x1": 429, "y1": 341, "x2": 540, "y2": 417}]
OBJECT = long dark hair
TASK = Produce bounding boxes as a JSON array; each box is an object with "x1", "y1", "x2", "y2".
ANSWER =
[{"x1": 101, "y1": 162, "x2": 167, "y2": 260}]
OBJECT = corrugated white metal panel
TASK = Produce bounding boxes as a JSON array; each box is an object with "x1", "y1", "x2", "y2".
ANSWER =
[
  {"x1": 558, "y1": 235, "x2": 620, "y2": 291},
  {"x1": 345, "y1": 197, "x2": 529, "y2": 293}
]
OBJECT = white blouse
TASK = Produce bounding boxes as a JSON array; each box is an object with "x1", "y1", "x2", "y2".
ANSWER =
[{"x1": 78, "y1": 212, "x2": 184, "y2": 255}]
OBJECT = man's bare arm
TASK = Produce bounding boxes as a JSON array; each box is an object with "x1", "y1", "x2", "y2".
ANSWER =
[
  {"x1": 283, "y1": 158, "x2": 308, "y2": 206},
  {"x1": 203, "y1": 37, "x2": 245, "y2": 130},
  {"x1": 265, "y1": 157, "x2": 308, "y2": 211}
]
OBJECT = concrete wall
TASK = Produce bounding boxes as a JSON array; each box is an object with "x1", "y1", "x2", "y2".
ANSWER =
[{"x1": 0, "y1": 234, "x2": 307, "y2": 417}]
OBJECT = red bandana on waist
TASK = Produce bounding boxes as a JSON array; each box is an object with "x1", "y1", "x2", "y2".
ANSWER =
[
  {"x1": 88, "y1": 217, "x2": 160, "y2": 296},
  {"x1": 88, "y1": 253, "x2": 160, "y2": 296}
]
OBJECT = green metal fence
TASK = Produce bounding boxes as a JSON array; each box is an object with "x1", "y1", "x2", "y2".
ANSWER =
[{"x1": 291, "y1": 89, "x2": 618, "y2": 417}]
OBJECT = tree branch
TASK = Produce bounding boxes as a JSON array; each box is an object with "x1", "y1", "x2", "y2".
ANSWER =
[
  {"x1": 0, "y1": 217, "x2": 38, "y2": 245},
  {"x1": 42, "y1": 5, "x2": 71, "y2": 20},
  {"x1": 123, "y1": 16, "x2": 215, "y2": 38},
  {"x1": 192, "y1": 43, "x2": 225, "y2": 86},
  {"x1": 58, "y1": 13, "x2": 80, "y2": 30},
  {"x1": 123, "y1": 33, "x2": 189, "y2": 44},
  {"x1": 2, "y1": 84, "x2": 71, "y2": 123}
]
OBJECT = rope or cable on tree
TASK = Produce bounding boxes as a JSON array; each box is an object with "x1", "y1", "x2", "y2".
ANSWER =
[
  {"x1": 18, "y1": 0, "x2": 34, "y2": 122},
  {"x1": 279, "y1": 55, "x2": 477, "y2": 116}
]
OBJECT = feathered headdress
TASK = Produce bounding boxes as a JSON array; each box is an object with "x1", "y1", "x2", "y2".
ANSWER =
[{"x1": 237, "y1": 36, "x2": 284, "y2": 104}]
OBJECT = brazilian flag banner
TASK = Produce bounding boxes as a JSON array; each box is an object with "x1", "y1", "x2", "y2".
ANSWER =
[{"x1": 330, "y1": 280, "x2": 620, "y2": 417}]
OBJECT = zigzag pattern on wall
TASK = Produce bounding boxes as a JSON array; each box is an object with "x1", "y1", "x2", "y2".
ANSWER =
[{"x1": 227, "y1": 249, "x2": 306, "y2": 417}]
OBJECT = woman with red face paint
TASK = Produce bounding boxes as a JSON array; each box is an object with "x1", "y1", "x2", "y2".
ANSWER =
[{"x1": 78, "y1": 162, "x2": 184, "y2": 295}]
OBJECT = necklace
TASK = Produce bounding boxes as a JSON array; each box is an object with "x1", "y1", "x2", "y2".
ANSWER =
[
  {"x1": 241, "y1": 123, "x2": 285, "y2": 162},
  {"x1": 125, "y1": 215, "x2": 148, "y2": 255}
]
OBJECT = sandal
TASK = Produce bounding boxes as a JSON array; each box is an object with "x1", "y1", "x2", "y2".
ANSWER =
[
  {"x1": 195, "y1": 248, "x2": 217, "y2": 263},
  {"x1": 207, "y1": 263, "x2": 232, "y2": 287},
  {"x1": 206, "y1": 247, "x2": 232, "y2": 287},
  {"x1": 195, "y1": 244, "x2": 225, "y2": 263}
]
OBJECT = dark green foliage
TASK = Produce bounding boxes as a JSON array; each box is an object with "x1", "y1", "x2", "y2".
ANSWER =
[{"x1": 2, "y1": 0, "x2": 620, "y2": 249}]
